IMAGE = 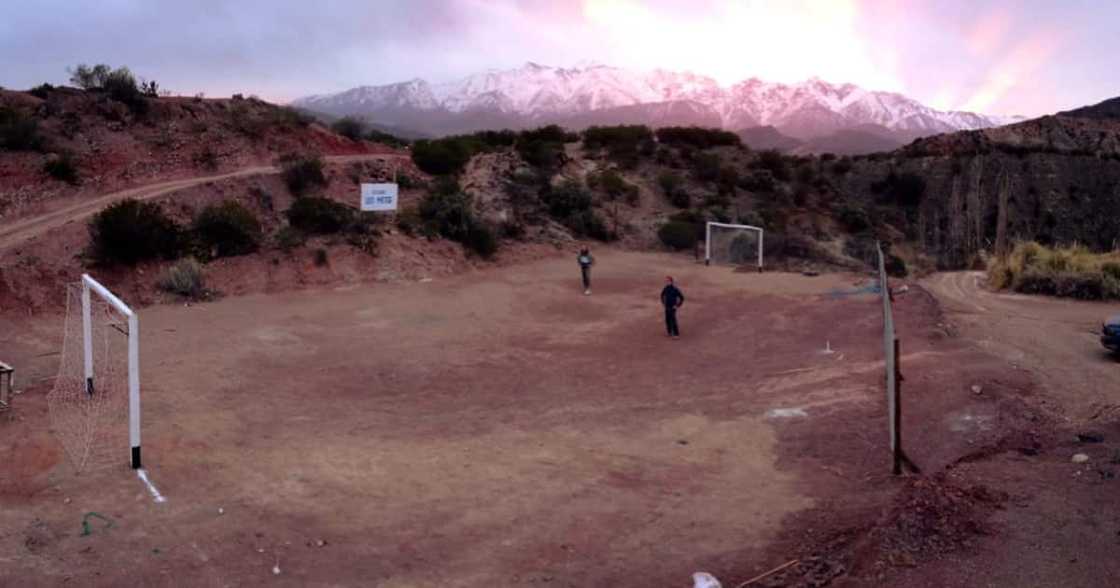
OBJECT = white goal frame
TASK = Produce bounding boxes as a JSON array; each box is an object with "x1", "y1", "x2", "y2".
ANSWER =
[
  {"x1": 705, "y1": 222, "x2": 764, "y2": 271},
  {"x1": 81, "y1": 274, "x2": 143, "y2": 470}
]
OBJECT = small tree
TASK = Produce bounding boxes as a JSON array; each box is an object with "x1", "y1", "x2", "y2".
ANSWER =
[{"x1": 280, "y1": 154, "x2": 328, "y2": 195}]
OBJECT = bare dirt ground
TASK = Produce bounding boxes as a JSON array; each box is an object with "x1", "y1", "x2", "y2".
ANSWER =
[
  {"x1": 0, "y1": 251, "x2": 939, "y2": 586},
  {"x1": 3, "y1": 256, "x2": 1116, "y2": 586}
]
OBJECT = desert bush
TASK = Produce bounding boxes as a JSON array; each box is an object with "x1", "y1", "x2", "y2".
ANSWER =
[
  {"x1": 562, "y1": 210, "x2": 612, "y2": 241},
  {"x1": 158, "y1": 258, "x2": 205, "y2": 298},
  {"x1": 286, "y1": 196, "x2": 354, "y2": 234},
  {"x1": 271, "y1": 106, "x2": 314, "y2": 128},
  {"x1": 750, "y1": 150, "x2": 791, "y2": 182},
  {"x1": 418, "y1": 189, "x2": 498, "y2": 256},
  {"x1": 331, "y1": 117, "x2": 365, "y2": 141},
  {"x1": 366, "y1": 128, "x2": 410, "y2": 148},
  {"x1": 831, "y1": 158, "x2": 853, "y2": 175},
  {"x1": 542, "y1": 180, "x2": 593, "y2": 219},
  {"x1": 0, "y1": 107, "x2": 43, "y2": 151},
  {"x1": 274, "y1": 226, "x2": 306, "y2": 252},
  {"x1": 411, "y1": 137, "x2": 475, "y2": 175},
  {"x1": 590, "y1": 170, "x2": 639, "y2": 204},
  {"x1": 873, "y1": 171, "x2": 926, "y2": 208},
  {"x1": 280, "y1": 154, "x2": 328, "y2": 195},
  {"x1": 668, "y1": 188, "x2": 692, "y2": 209},
  {"x1": 836, "y1": 204, "x2": 871, "y2": 233},
  {"x1": 691, "y1": 152, "x2": 722, "y2": 183},
  {"x1": 987, "y1": 242, "x2": 1120, "y2": 300},
  {"x1": 657, "y1": 171, "x2": 683, "y2": 195},
  {"x1": 313, "y1": 248, "x2": 330, "y2": 267},
  {"x1": 43, "y1": 153, "x2": 79, "y2": 184},
  {"x1": 192, "y1": 200, "x2": 262, "y2": 258},
  {"x1": 102, "y1": 67, "x2": 148, "y2": 114},
  {"x1": 583, "y1": 125, "x2": 654, "y2": 168},
  {"x1": 193, "y1": 146, "x2": 219, "y2": 170},
  {"x1": 658, "y1": 221, "x2": 699, "y2": 250},
  {"x1": 655, "y1": 126, "x2": 741, "y2": 149},
  {"x1": 29, "y1": 83, "x2": 54, "y2": 99},
  {"x1": 89, "y1": 199, "x2": 182, "y2": 265}
]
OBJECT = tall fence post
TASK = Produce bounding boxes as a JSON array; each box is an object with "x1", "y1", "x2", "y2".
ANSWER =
[{"x1": 892, "y1": 337, "x2": 902, "y2": 475}]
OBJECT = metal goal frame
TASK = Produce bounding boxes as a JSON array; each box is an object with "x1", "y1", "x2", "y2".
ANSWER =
[
  {"x1": 81, "y1": 274, "x2": 143, "y2": 469},
  {"x1": 704, "y1": 222, "x2": 764, "y2": 271}
]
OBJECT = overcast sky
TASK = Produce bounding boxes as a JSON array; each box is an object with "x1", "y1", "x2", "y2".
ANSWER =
[{"x1": 1, "y1": 0, "x2": 1116, "y2": 116}]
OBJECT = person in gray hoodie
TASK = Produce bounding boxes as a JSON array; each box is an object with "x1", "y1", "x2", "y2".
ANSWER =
[{"x1": 577, "y1": 247, "x2": 595, "y2": 295}]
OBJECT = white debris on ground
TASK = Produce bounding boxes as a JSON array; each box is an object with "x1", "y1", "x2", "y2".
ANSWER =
[
  {"x1": 1072, "y1": 453, "x2": 1090, "y2": 463},
  {"x1": 766, "y1": 407, "x2": 809, "y2": 419},
  {"x1": 692, "y1": 571, "x2": 722, "y2": 588}
]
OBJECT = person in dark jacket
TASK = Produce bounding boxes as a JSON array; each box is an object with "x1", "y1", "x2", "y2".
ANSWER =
[
  {"x1": 660, "y1": 276, "x2": 685, "y2": 338},
  {"x1": 577, "y1": 247, "x2": 595, "y2": 295}
]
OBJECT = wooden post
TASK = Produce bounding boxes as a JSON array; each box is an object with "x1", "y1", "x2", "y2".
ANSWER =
[{"x1": 892, "y1": 337, "x2": 902, "y2": 475}]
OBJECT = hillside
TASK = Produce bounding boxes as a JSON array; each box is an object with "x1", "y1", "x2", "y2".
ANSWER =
[{"x1": 0, "y1": 86, "x2": 389, "y2": 223}]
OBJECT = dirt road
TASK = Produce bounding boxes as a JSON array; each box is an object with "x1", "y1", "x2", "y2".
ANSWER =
[
  {"x1": 0, "y1": 154, "x2": 404, "y2": 252},
  {"x1": 923, "y1": 272, "x2": 1118, "y2": 422}
]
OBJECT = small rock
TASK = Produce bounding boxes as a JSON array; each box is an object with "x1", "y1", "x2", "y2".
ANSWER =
[
  {"x1": 217, "y1": 508, "x2": 224, "y2": 515},
  {"x1": 272, "y1": 564, "x2": 281, "y2": 575},
  {"x1": 971, "y1": 385, "x2": 983, "y2": 395},
  {"x1": 63, "y1": 498, "x2": 71, "y2": 504},
  {"x1": 692, "y1": 572, "x2": 722, "y2": 588},
  {"x1": 1072, "y1": 453, "x2": 1090, "y2": 463},
  {"x1": 316, "y1": 539, "x2": 326, "y2": 547}
]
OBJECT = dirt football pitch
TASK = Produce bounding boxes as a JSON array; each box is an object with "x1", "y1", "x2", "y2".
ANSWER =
[{"x1": 1, "y1": 251, "x2": 1034, "y2": 586}]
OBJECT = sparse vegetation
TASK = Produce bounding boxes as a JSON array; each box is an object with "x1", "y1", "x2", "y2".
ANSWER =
[
  {"x1": 988, "y1": 242, "x2": 1120, "y2": 300},
  {"x1": 331, "y1": 117, "x2": 366, "y2": 141},
  {"x1": 588, "y1": 169, "x2": 639, "y2": 205},
  {"x1": 583, "y1": 125, "x2": 654, "y2": 168},
  {"x1": 70, "y1": 64, "x2": 149, "y2": 114},
  {"x1": 411, "y1": 137, "x2": 476, "y2": 176},
  {"x1": 158, "y1": 258, "x2": 206, "y2": 298},
  {"x1": 418, "y1": 185, "x2": 498, "y2": 257},
  {"x1": 313, "y1": 248, "x2": 330, "y2": 267},
  {"x1": 192, "y1": 200, "x2": 263, "y2": 258},
  {"x1": 29, "y1": 83, "x2": 54, "y2": 99},
  {"x1": 89, "y1": 199, "x2": 182, "y2": 266},
  {"x1": 274, "y1": 226, "x2": 307, "y2": 252},
  {"x1": 280, "y1": 154, "x2": 328, "y2": 195},
  {"x1": 366, "y1": 128, "x2": 410, "y2": 148},
  {"x1": 655, "y1": 127, "x2": 741, "y2": 149}
]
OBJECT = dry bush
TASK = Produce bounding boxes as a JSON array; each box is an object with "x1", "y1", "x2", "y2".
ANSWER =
[{"x1": 988, "y1": 242, "x2": 1120, "y2": 300}]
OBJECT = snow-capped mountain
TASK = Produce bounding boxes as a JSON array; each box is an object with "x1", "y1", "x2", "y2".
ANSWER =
[{"x1": 294, "y1": 63, "x2": 1024, "y2": 145}]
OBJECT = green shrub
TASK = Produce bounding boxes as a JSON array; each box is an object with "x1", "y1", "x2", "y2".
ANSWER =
[
  {"x1": 192, "y1": 200, "x2": 262, "y2": 258},
  {"x1": 590, "y1": 170, "x2": 639, "y2": 204},
  {"x1": 411, "y1": 137, "x2": 474, "y2": 175},
  {"x1": 563, "y1": 210, "x2": 612, "y2": 241},
  {"x1": 331, "y1": 117, "x2": 365, "y2": 141},
  {"x1": 751, "y1": 150, "x2": 791, "y2": 182},
  {"x1": 691, "y1": 152, "x2": 722, "y2": 183},
  {"x1": 668, "y1": 188, "x2": 692, "y2": 209},
  {"x1": 1103, "y1": 262, "x2": 1120, "y2": 281},
  {"x1": 89, "y1": 199, "x2": 182, "y2": 265},
  {"x1": 286, "y1": 196, "x2": 354, "y2": 234},
  {"x1": 274, "y1": 226, "x2": 306, "y2": 252},
  {"x1": 542, "y1": 180, "x2": 593, "y2": 219},
  {"x1": 158, "y1": 258, "x2": 205, "y2": 298},
  {"x1": 418, "y1": 189, "x2": 500, "y2": 256},
  {"x1": 102, "y1": 67, "x2": 148, "y2": 115},
  {"x1": 583, "y1": 125, "x2": 654, "y2": 167},
  {"x1": 43, "y1": 154, "x2": 79, "y2": 184},
  {"x1": 655, "y1": 126, "x2": 741, "y2": 149},
  {"x1": 657, "y1": 171, "x2": 683, "y2": 195},
  {"x1": 365, "y1": 128, "x2": 410, "y2": 148},
  {"x1": 739, "y1": 169, "x2": 776, "y2": 192},
  {"x1": 280, "y1": 154, "x2": 328, "y2": 195},
  {"x1": 658, "y1": 221, "x2": 699, "y2": 250},
  {"x1": 271, "y1": 106, "x2": 314, "y2": 128},
  {"x1": 0, "y1": 107, "x2": 42, "y2": 151},
  {"x1": 836, "y1": 204, "x2": 871, "y2": 233}
]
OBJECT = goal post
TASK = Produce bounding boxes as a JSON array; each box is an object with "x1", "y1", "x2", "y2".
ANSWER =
[
  {"x1": 705, "y1": 222, "x2": 764, "y2": 271},
  {"x1": 50, "y1": 274, "x2": 143, "y2": 471}
]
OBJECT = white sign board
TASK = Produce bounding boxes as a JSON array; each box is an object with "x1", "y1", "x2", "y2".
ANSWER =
[{"x1": 360, "y1": 183, "x2": 399, "y2": 211}]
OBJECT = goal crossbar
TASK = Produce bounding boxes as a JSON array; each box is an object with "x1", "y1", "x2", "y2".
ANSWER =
[
  {"x1": 81, "y1": 274, "x2": 143, "y2": 469},
  {"x1": 705, "y1": 222, "x2": 764, "y2": 270}
]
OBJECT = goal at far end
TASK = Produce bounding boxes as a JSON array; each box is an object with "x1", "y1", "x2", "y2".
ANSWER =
[
  {"x1": 705, "y1": 222, "x2": 764, "y2": 271},
  {"x1": 48, "y1": 274, "x2": 143, "y2": 472}
]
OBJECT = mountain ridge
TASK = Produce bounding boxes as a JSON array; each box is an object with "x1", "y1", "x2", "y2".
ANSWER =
[{"x1": 293, "y1": 62, "x2": 1025, "y2": 150}]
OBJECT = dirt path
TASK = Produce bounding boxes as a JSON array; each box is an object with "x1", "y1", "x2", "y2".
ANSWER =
[
  {"x1": 0, "y1": 154, "x2": 405, "y2": 252},
  {"x1": 923, "y1": 272, "x2": 1118, "y2": 422}
]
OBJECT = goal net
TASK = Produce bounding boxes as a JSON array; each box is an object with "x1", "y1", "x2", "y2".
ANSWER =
[
  {"x1": 705, "y1": 222, "x2": 764, "y2": 270},
  {"x1": 48, "y1": 275, "x2": 142, "y2": 472}
]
